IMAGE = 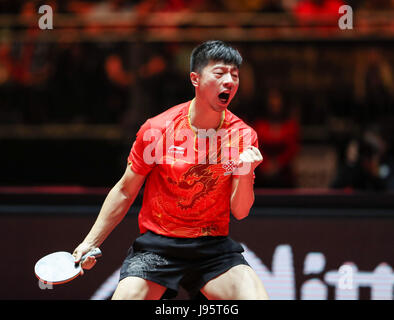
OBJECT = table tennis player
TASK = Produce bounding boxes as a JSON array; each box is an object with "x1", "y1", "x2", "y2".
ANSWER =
[{"x1": 72, "y1": 40, "x2": 269, "y2": 300}]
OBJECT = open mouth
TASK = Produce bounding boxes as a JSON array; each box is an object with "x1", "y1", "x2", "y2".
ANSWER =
[{"x1": 218, "y1": 92, "x2": 230, "y2": 104}]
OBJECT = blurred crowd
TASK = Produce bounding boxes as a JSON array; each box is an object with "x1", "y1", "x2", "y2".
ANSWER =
[
  {"x1": 0, "y1": 0, "x2": 394, "y2": 191},
  {"x1": 1, "y1": 0, "x2": 394, "y2": 15}
]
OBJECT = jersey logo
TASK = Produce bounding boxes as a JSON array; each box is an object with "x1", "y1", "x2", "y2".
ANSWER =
[
  {"x1": 167, "y1": 164, "x2": 219, "y2": 210},
  {"x1": 222, "y1": 160, "x2": 237, "y2": 175},
  {"x1": 168, "y1": 145, "x2": 185, "y2": 155}
]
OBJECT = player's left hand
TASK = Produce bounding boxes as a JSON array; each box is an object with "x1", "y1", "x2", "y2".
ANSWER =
[{"x1": 235, "y1": 146, "x2": 263, "y2": 175}]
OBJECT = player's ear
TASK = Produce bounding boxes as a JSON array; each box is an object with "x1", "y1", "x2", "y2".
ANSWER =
[{"x1": 190, "y1": 72, "x2": 199, "y2": 88}]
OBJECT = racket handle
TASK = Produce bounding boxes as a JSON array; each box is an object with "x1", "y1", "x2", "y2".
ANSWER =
[{"x1": 81, "y1": 248, "x2": 102, "y2": 262}]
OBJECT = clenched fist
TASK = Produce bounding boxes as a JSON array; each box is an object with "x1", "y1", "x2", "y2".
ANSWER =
[{"x1": 234, "y1": 146, "x2": 263, "y2": 176}]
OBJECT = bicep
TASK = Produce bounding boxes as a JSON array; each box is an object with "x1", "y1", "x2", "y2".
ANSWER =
[{"x1": 118, "y1": 164, "x2": 146, "y2": 197}]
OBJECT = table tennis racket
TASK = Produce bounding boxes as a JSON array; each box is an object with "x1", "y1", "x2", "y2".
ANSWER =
[{"x1": 34, "y1": 248, "x2": 102, "y2": 285}]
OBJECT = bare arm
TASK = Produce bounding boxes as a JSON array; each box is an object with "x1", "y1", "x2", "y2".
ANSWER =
[
  {"x1": 230, "y1": 146, "x2": 263, "y2": 220},
  {"x1": 72, "y1": 165, "x2": 146, "y2": 268}
]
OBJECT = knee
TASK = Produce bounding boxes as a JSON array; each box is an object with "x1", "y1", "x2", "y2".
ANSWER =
[
  {"x1": 231, "y1": 266, "x2": 269, "y2": 300},
  {"x1": 202, "y1": 265, "x2": 269, "y2": 300},
  {"x1": 112, "y1": 277, "x2": 166, "y2": 300},
  {"x1": 112, "y1": 277, "x2": 149, "y2": 300},
  {"x1": 112, "y1": 287, "x2": 148, "y2": 300}
]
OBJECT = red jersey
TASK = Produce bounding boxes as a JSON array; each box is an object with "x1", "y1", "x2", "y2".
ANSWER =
[{"x1": 128, "y1": 99, "x2": 258, "y2": 238}]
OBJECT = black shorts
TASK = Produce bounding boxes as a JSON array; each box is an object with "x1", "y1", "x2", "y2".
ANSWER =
[{"x1": 119, "y1": 231, "x2": 249, "y2": 299}]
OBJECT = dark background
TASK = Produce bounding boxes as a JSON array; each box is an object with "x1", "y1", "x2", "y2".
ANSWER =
[{"x1": 1, "y1": 191, "x2": 393, "y2": 300}]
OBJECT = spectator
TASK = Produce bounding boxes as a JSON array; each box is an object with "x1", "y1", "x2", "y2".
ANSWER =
[
  {"x1": 331, "y1": 126, "x2": 392, "y2": 191},
  {"x1": 354, "y1": 48, "x2": 394, "y2": 124},
  {"x1": 0, "y1": 43, "x2": 19, "y2": 123},
  {"x1": 293, "y1": 0, "x2": 345, "y2": 24},
  {"x1": 331, "y1": 137, "x2": 370, "y2": 190},
  {"x1": 219, "y1": 0, "x2": 284, "y2": 12},
  {"x1": 253, "y1": 89, "x2": 300, "y2": 188},
  {"x1": 260, "y1": 0, "x2": 287, "y2": 13},
  {"x1": 356, "y1": 0, "x2": 394, "y2": 11}
]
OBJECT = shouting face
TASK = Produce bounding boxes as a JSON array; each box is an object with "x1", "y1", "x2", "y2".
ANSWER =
[{"x1": 191, "y1": 60, "x2": 240, "y2": 112}]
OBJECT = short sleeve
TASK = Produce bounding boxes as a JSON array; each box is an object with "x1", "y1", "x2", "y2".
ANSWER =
[{"x1": 127, "y1": 120, "x2": 160, "y2": 176}]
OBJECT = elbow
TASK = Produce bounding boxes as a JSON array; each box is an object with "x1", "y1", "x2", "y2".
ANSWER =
[
  {"x1": 234, "y1": 212, "x2": 249, "y2": 220},
  {"x1": 231, "y1": 207, "x2": 250, "y2": 220},
  {"x1": 230, "y1": 196, "x2": 254, "y2": 220},
  {"x1": 115, "y1": 183, "x2": 134, "y2": 203}
]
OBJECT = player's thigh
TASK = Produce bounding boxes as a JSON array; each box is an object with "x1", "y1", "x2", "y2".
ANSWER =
[
  {"x1": 200, "y1": 264, "x2": 269, "y2": 300},
  {"x1": 112, "y1": 276, "x2": 167, "y2": 300}
]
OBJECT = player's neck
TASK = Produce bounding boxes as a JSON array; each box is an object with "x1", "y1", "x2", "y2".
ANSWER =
[{"x1": 189, "y1": 97, "x2": 224, "y2": 131}]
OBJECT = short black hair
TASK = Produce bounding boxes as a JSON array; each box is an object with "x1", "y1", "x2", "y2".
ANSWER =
[{"x1": 190, "y1": 40, "x2": 243, "y2": 73}]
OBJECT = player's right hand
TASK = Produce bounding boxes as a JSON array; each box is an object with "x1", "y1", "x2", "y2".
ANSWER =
[{"x1": 72, "y1": 242, "x2": 98, "y2": 274}]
